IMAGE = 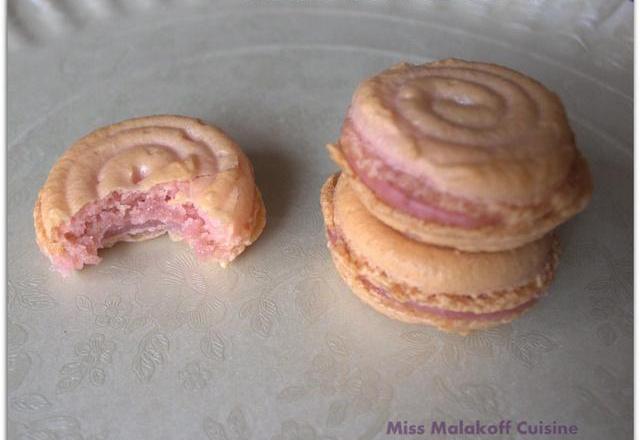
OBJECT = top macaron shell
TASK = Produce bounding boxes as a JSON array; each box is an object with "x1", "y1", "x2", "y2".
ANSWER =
[{"x1": 348, "y1": 59, "x2": 576, "y2": 203}]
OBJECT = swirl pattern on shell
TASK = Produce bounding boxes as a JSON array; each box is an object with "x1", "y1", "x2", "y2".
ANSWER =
[{"x1": 349, "y1": 59, "x2": 577, "y2": 203}]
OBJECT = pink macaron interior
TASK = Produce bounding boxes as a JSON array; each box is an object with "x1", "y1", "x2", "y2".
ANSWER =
[{"x1": 53, "y1": 181, "x2": 245, "y2": 275}]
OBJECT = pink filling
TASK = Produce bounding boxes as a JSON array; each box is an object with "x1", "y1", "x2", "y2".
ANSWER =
[
  {"x1": 53, "y1": 182, "x2": 243, "y2": 274},
  {"x1": 358, "y1": 276, "x2": 536, "y2": 322},
  {"x1": 341, "y1": 116, "x2": 498, "y2": 228}
]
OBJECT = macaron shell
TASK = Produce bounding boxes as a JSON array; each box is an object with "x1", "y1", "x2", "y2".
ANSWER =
[
  {"x1": 330, "y1": 250, "x2": 538, "y2": 335},
  {"x1": 248, "y1": 188, "x2": 267, "y2": 242},
  {"x1": 37, "y1": 115, "x2": 252, "y2": 239},
  {"x1": 329, "y1": 142, "x2": 591, "y2": 252},
  {"x1": 328, "y1": 173, "x2": 556, "y2": 297},
  {"x1": 328, "y1": 241, "x2": 539, "y2": 334}
]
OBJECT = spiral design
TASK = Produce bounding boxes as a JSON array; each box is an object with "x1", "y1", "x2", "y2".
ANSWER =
[
  {"x1": 349, "y1": 59, "x2": 578, "y2": 203},
  {"x1": 37, "y1": 115, "x2": 254, "y2": 239},
  {"x1": 394, "y1": 63, "x2": 543, "y2": 148}
]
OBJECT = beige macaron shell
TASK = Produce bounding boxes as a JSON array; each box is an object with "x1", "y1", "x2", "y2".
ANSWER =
[
  {"x1": 327, "y1": 238, "x2": 537, "y2": 334},
  {"x1": 330, "y1": 173, "x2": 554, "y2": 297},
  {"x1": 329, "y1": 141, "x2": 591, "y2": 252},
  {"x1": 36, "y1": 115, "x2": 257, "y2": 246}
]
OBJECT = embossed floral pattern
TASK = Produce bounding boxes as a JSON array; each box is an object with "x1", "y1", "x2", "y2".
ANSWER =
[
  {"x1": 8, "y1": 320, "x2": 31, "y2": 393},
  {"x1": 239, "y1": 293, "x2": 279, "y2": 338},
  {"x1": 95, "y1": 293, "x2": 133, "y2": 329},
  {"x1": 393, "y1": 325, "x2": 558, "y2": 376},
  {"x1": 570, "y1": 365, "x2": 633, "y2": 438},
  {"x1": 8, "y1": 351, "x2": 32, "y2": 392},
  {"x1": 203, "y1": 405, "x2": 252, "y2": 440},
  {"x1": 8, "y1": 321, "x2": 29, "y2": 352},
  {"x1": 10, "y1": 393, "x2": 52, "y2": 412},
  {"x1": 6, "y1": 0, "x2": 633, "y2": 438},
  {"x1": 293, "y1": 275, "x2": 334, "y2": 324},
  {"x1": 99, "y1": 251, "x2": 151, "y2": 287},
  {"x1": 201, "y1": 328, "x2": 227, "y2": 361},
  {"x1": 7, "y1": 271, "x2": 57, "y2": 311},
  {"x1": 76, "y1": 291, "x2": 151, "y2": 335},
  {"x1": 426, "y1": 376, "x2": 515, "y2": 440},
  {"x1": 562, "y1": 237, "x2": 632, "y2": 345},
  {"x1": 132, "y1": 330, "x2": 170, "y2": 383},
  {"x1": 278, "y1": 333, "x2": 393, "y2": 437},
  {"x1": 164, "y1": 251, "x2": 239, "y2": 297},
  {"x1": 271, "y1": 419, "x2": 336, "y2": 440},
  {"x1": 57, "y1": 333, "x2": 116, "y2": 393},
  {"x1": 179, "y1": 360, "x2": 213, "y2": 391},
  {"x1": 14, "y1": 415, "x2": 107, "y2": 440}
]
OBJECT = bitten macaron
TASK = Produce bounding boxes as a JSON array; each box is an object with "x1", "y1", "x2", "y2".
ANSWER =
[
  {"x1": 321, "y1": 173, "x2": 559, "y2": 334},
  {"x1": 328, "y1": 59, "x2": 592, "y2": 252},
  {"x1": 34, "y1": 115, "x2": 265, "y2": 275}
]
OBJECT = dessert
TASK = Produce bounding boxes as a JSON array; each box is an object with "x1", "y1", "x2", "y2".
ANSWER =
[
  {"x1": 328, "y1": 59, "x2": 592, "y2": 251},
  {"x1": 321, "y1": 60, "x2": 592, "y2": 333},
  {"x1": 34, "y1": 115, "x2": 265, "y2": 275},
  {"x1": 321, "y1": 174, "x2": 558, "y2": 334}
]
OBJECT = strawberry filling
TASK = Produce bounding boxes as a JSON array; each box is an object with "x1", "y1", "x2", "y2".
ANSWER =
[
  {"x1": 358, "y1": 276, "x2": 536, "y2": 322},
  {"x1": 340, "y1": 116, "x2": 499, "y2": 228},
  {"x1": 53, "y1": 181, "x2": 246, "y2": 274}
]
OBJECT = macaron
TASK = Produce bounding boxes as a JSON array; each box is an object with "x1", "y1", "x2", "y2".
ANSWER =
[
  {"x1": 34, "y1": 115, "x2": 266, "y2": 275},
  {"x1": 328, "y1": 59, "x2": 592, "y2": 252},
  {"x1": 321, "y1": 173, "x2": 559, "y2": 334}
]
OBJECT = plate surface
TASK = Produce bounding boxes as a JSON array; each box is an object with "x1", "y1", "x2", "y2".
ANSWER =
[{"x1": 8, "y1": 1, "x2": 633, "y2": 439}]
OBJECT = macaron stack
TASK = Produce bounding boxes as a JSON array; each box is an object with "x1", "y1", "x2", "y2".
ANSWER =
[{"x1": 321, "y1": 59, "x2": 592, "y2": 334}]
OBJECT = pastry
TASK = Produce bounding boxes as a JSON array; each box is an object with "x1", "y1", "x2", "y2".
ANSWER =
[
  {"x1": 321, "y1": 173, "x2": 558, "y2": 334},
  {"x1": 328, "y1": 59, "x2": 592, "y2": 252},
  {"x1": 34, "y1": 115, "x2": 266, "y2": 275}
]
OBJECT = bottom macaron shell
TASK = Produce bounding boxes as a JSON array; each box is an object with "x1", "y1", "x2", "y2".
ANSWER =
[
  {"x1": 328, "y1": 241, "x2": 539, "y2": 335},
  {"x1": 321, "y1": 173, "x2": 558, "y2": 335}
]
